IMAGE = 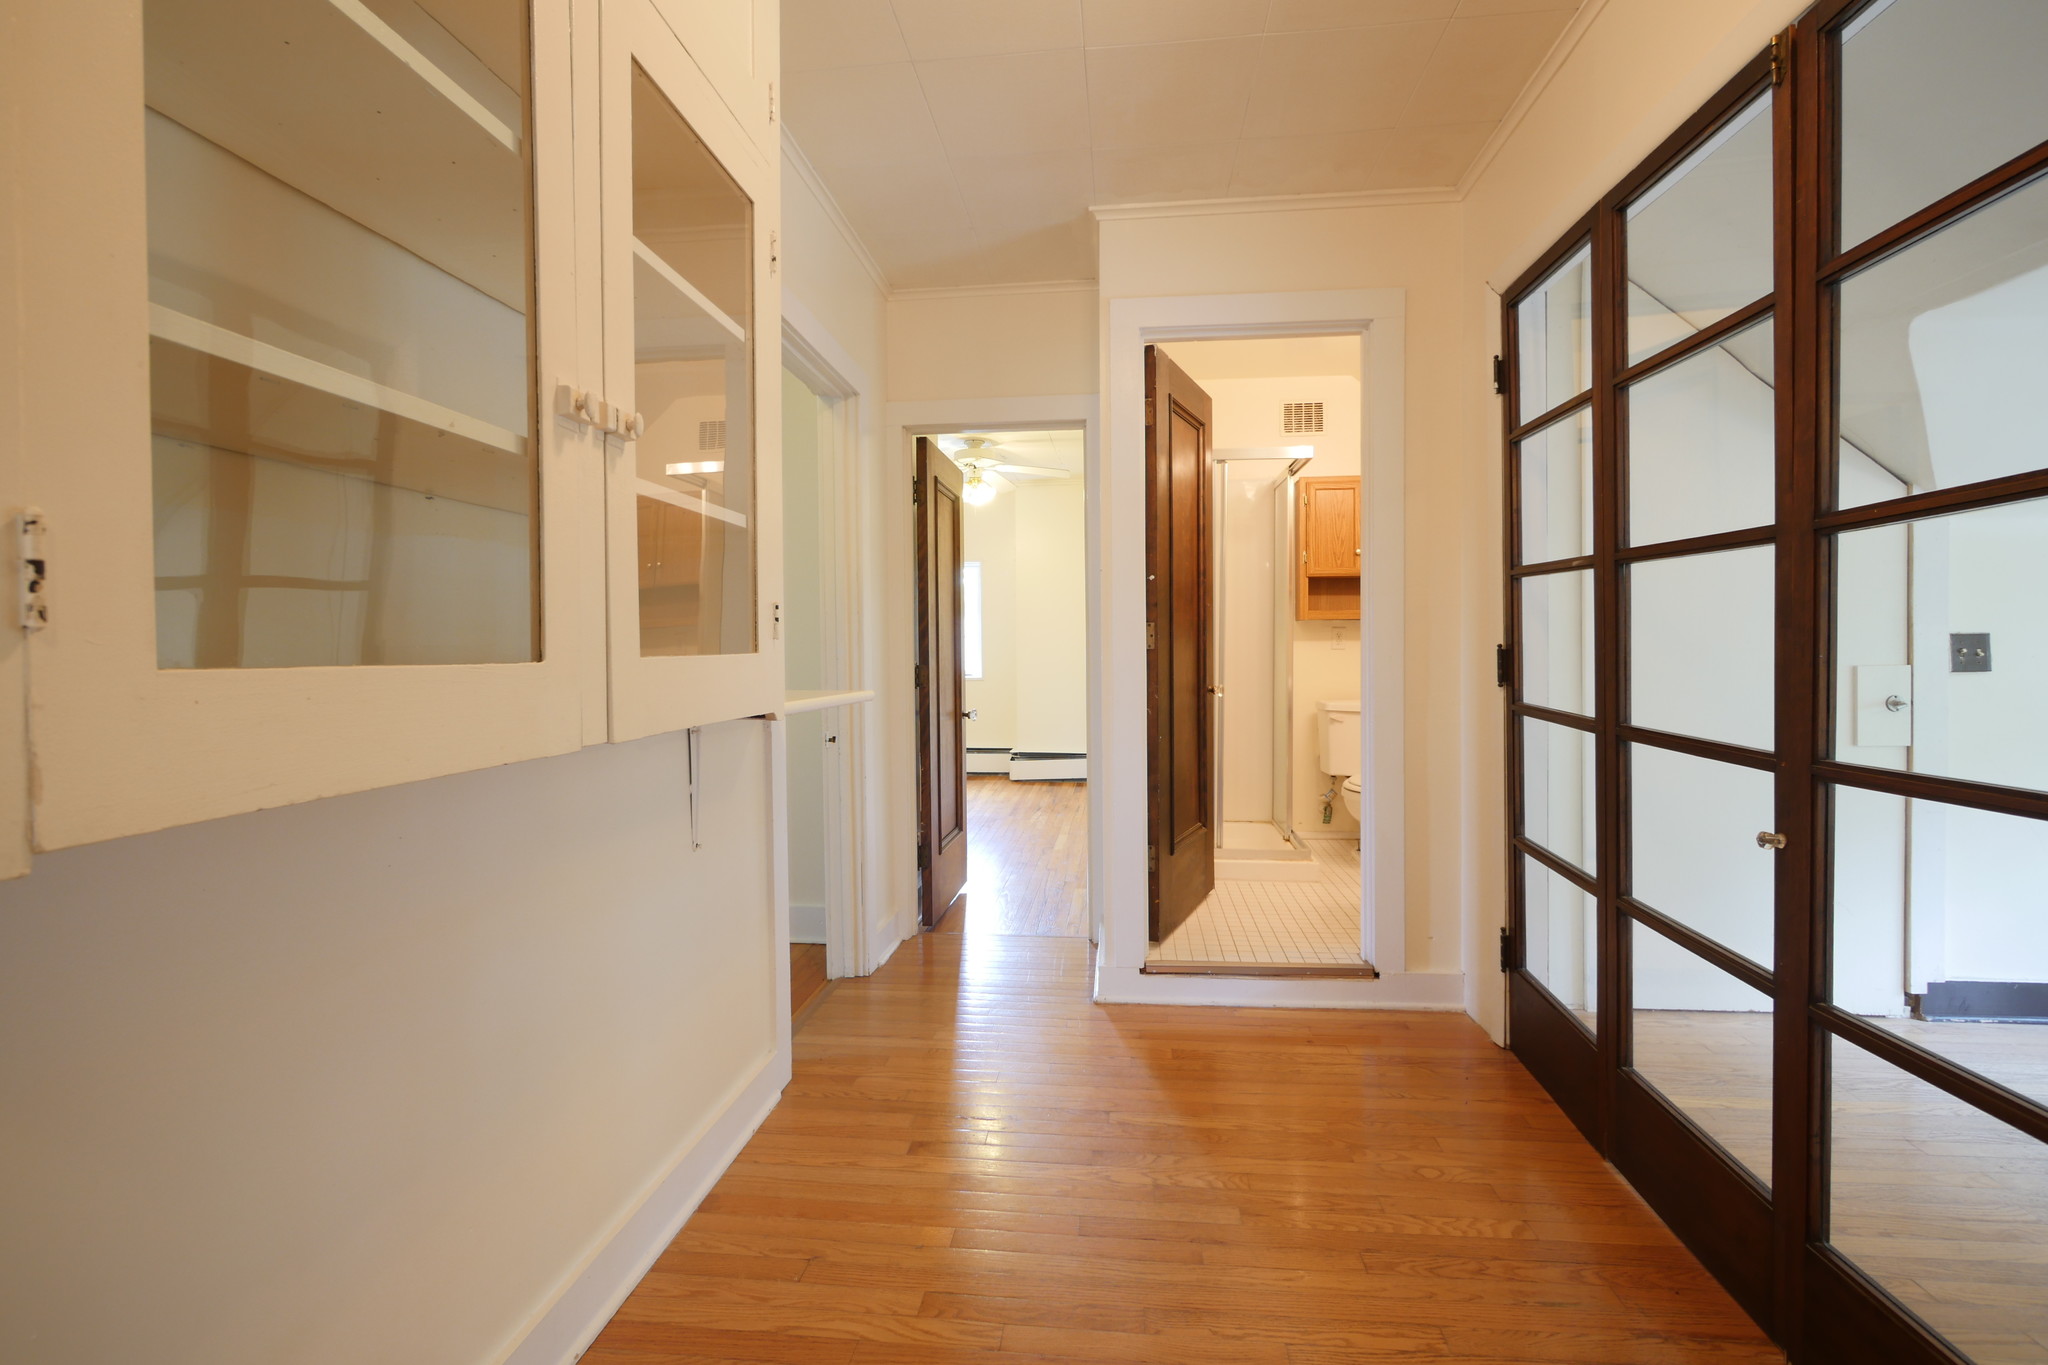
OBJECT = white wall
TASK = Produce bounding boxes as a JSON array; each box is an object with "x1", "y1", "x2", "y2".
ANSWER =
[
  {"x1": 781, "y1": 368, "x2": 828, "y2": 938},
  {"x1": 962, "y1": 491, "x2": 1019, "y2": 752},
  {"x1": 0, "y1": 727, "x2": 780, "y2": 1365},
  {"x1": 1012, "y1": 480, "x2": 1089, "y2": 756}
]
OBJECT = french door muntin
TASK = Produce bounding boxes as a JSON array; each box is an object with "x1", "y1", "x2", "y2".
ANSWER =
[{"x1": 1508, "y1": 7, "x2": 2048, "y2": 1362}]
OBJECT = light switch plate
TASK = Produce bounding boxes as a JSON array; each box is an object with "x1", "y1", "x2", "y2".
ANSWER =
[
  {"x1": 1854, "y1": 663, "x2": 1913, "y2": 748},
  {"x1": 1951, "y1": 632, "x2": 1991, "y2": 672}
]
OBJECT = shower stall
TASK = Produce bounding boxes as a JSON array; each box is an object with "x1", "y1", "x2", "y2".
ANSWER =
[{"x1": 1210, "y1": 451, "x2": 1314, "y2": 875}]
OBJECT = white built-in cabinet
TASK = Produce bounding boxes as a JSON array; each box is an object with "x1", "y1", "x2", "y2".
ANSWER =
[{"x1": 4, "y1": 0, "x2": 782, "y2": 864}]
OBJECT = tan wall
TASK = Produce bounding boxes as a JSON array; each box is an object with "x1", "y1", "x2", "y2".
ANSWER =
[{"x1": 887, "y1": 287, "x2": 1098, "y2": 402}]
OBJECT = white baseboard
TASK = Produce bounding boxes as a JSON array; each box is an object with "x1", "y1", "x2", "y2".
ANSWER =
[
  {"x1": 1009, "y1": 756, "x2": 1086, "y2": 781},
  {"x1": 966, "y1": 748, "x2": 1013, "y2": 775},
  {"x1": 499, "y1": 1052, "x2": 790, "y2": 1365},
  {"x1": 789, "y1": 903, "x2": 828, "y2": 944}
]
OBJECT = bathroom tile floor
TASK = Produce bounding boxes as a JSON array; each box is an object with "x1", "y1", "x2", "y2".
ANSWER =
[{"x1": 1148, "y1": 836, "x2": 1367, "y2": 966}]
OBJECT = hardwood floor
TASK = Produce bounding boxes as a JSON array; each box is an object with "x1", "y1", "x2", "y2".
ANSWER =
[
  {"x1": 935, "y1": 777, "x2": 1088, "y2": 939},
  {"x1": 790, "y1": 944, "x2": 828, "y2": 1021},
  {"x1": 584, "y1": 934, "x2": 1782, "y2": 1365}
]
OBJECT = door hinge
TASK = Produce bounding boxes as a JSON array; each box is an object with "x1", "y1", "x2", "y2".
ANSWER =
[
  {"x1": 1146, "y1": 621, "x2": 1156, "y2": 649},
  {"x1": 19, "y1": 508, "x2": 48, "y2": 632},
  {"x1": 1499, "y1": 926, "x2": 1515, "y2": 973},
  {"x1": 914, "y1": 663, "x2": 925, "y2": 690},
  {"x1": 1148, "y1": 844, "x2": 1157, "y2": 872},
  {"x1": 1495, "y1": 643, "x2": 1512, "y2": 688},
  {"x1": 1492, "y1": 354, "x2": 1507, "y2": 396},
  {"x1": 912, "y1": 475, "x2": 922, "y2": 506},
  {"x1": 1769, "y1": 29, "x2": 1789, "y2": 86}
]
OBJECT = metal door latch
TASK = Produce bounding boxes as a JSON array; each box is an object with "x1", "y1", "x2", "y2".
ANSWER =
[{"x1": 1756, "y1": 831, "x2": 1788, "y2": 850}]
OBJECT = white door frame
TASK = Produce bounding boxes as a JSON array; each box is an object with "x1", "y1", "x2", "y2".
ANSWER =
[
  {"x1": 885, "y1": 396, "x2": 1102, "y2": 945},
  {"x1": 781, "y1": 292, "x2": 873, "y2": 979},
  {"x1": 1097, "y1": 288, "x2": 1461, "y2": 1009}
]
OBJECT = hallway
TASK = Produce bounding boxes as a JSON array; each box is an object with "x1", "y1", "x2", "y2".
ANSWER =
[{"x1": 584, "y1": 934, "x2": 1781, "y2": 1364}]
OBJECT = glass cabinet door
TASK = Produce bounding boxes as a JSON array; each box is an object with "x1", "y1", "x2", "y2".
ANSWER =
[
  {"x1": 599, "y1": 0, "x2": 781, "y2": 741},
  {"x1": 19, "y1": 0, "x2": 592, "y2": 850}
]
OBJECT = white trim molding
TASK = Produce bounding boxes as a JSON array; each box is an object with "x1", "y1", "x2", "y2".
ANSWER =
[
  {"x1": 1097, "y1": 289, "x2": 1448, "y2": 1009},
  {"x1": 1090, "y1": 186, "x2": 1460, "y2": 222},
  {"x1": 782, "y1": 127, "x2": 890, "y2": 297},
  {"x1": 889, "y1": 279, "x2": 1100, "y2": 301}
]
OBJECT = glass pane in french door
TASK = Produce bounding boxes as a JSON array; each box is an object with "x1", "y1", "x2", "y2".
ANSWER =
[
  {"x1": 1836, "y1": 172, "x2": 2048, "y2": 510},
  {"x1": 1515, "y1": 244, "x2": 1592, "y2": 423},
  {"x1": 1829, "y1": 1032, "x2": 2048, "y2": 1362},
  {"x1": 1833, "y1": 497, "x2": 2048, "y2": 793},
  {"x1": 1631, "y1": 922, "x2": 1773, "y2": 1186},
  {"x1": 1517, "y1": 406, "x2": 1592, "y2": 563},
  {"x1": 1625, "y1": 317, "x2": 1776, "y2": 546},
  {"x1": 1519, "y1": 569, "x2": 1594, "y2": 716},
  {"x1": 1524, "y1": 855, "x2": 1596, "y2": 1028},
  {"x1": 1629, "y1": 547, "x2": 1775, "y2": 751},
  {"x1": 145, "y1": 0, "x2": 538, "y2": 668},
  {"x1": 1834, "y1": 785, "x2": 2048, "y2": 1107},
  {"x1": 630, "y1": 63, "x2": 756, "y2": 658},
  {"x1": 1630, "y1": 744, "x2": 1775, "y2": 966},
  {"x1": 1624, "y1": 92, "x2": 1774, "y2": 365},
  {"x1": 1522, "y1": 717, "x2": 1595, "y2": 875},
  {"x1": 1839, "y1": 0, "x2": 2048, "y2": 251}
]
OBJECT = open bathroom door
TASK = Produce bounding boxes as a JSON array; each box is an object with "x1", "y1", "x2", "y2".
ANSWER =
[
  {"x1": 1145, "y1": 347, "x2": 1215, "y2": 942},
  {"x1": 915, "y1": 437, "x2": 969, "y2": 928}
]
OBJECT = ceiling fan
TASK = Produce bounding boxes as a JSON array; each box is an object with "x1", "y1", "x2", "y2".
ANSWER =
[{"x1": 939, "y1": 436, "x2": 1072, "y2": 504}]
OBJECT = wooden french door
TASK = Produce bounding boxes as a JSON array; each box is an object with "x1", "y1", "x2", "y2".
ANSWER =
[
  {"x1": 915, "y1": 437, "x2": 968, "y2": 928},
  {"x1": 1145, "y1": 347, "x2": 1216, "y2": 943},
  {"x1": 1503, "y1": 7, "x2": 2048, "y2": 1362}
]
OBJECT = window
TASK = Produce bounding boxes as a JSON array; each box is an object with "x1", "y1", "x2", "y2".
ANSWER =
[{"x1": 961, "y1": 561, "x2": 984, "y2": 680}]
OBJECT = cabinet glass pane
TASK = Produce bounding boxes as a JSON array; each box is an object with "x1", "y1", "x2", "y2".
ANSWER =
[
  {"x1": 1524, "y1": 855, "x2": 1597, "y2": 1028},
  {"x1": 1515, "y1": 245, "x2": 1592, "y2": 424},
  {"x1": 1830, "y1": 1033, "x2": 2048, "y2": 1363},
  {"x1": 145, "y1": 0, "x2": 536, "y2": 668},
  {"x1": 1837, "y1": 173, "x2": 2048, "y2": 510},
  {"x1": 1834, "y1": 785, "x2": 2048, "y2": 1107},
  {"x1": 1630, "y1": 744, "x2": 1775, "y2": 966},
  {"x1": 1519, "y1": 570, "x2": 1595, "y2": 717},
  {"x1": 1522, "y1": 718, "x2": 1596, "y2": 876},
  {"x1": 1626, "y1": 318, "x2": 1776, "y2": 546},
  {"x1": 1631, "y1": 925, "x2": 1773, "y2": 1187},
  {"x1": 632, "y1": 65, "x2": 756, "y2": 658},
  {"x1": 1625, "y1": 94, "x2": 1774, "y2": 365},
  {"x1": 1839, "y1": 0, "x2": 2048, "y2": 249},
  {"x1": 1834, "y1": 498, "x2": 2048, "y2": 794},
  {"x1": 1517, "y1": 407, "x2": 1592, "y2": 564},
  {"x1": 1629, "y1": 547, "x2": 1775, "y2": 751}
]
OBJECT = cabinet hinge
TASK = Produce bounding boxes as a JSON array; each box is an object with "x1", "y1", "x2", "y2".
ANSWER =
[
  {"x1": 1495, "y1": 643, "x2": 1512, "y2": 688},
  {"x1": 769, "y1": 230, "x2": 779, "y2": 275},
  {"x1": 19, "y1": 508, "x2": 48, "y2": 633},
  {"x1": 1146, "y1": 621, "x2": 1156, "y2": 649},
  {"x1": 1499, "y1": 926, "x2": 1515, "y2": 973},
  {"x1": 767, "y1": 80, "x2": 776, "y2": 122},
  {"x1": 1492, "y1": 354, "x2": 1507, "y2": 396}
]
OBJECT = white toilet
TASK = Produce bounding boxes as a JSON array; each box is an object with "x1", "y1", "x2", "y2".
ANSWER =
[{"x1": 1316, "y1": 700, "x2": 1363, "y2": 823}]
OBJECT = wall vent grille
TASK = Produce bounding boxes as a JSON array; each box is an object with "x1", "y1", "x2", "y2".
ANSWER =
[
  {"x1": 1282, "y1": 401, "x2": 1324, "y2": 433},
  {"x1": 698, "y1": 419, "x2": 727, "y2": 450}
]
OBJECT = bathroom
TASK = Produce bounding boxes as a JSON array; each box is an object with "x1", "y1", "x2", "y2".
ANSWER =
[{"x1": 1145, "y1": 336, "x2": 1370, "y2": 974}]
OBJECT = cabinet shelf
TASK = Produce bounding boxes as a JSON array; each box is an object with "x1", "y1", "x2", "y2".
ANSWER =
[
  {"x1": 635, "y1": 477, "x2": 749, "y2": 529},
  {"x1": 145, "y1": 0, "x2": 528, "y2": 308},
  {"x1": 634, "y1": 238, "x2": 748, "y2": 349}
]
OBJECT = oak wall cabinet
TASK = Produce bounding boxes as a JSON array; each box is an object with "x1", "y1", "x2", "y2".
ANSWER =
[
  {"x1": 8, "y1": 0, "x2": 782, "y2": 859},
  {"x1": 1296, "y1": 476, "x2": 1361, "y2": 621}
]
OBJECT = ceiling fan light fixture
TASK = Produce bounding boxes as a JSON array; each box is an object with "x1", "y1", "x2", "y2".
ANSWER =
[{"x1": 961, "y1": 470, "x2": 999, "y2": 506}]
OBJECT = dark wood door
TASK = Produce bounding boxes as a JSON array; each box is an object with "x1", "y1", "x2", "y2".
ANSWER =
[
  {"x1": 1146, "y1": 347, "x2": 1215, "y2": 943},
  {"x1": 915, "y1": 437, "x2": 968, "y2": 928}
]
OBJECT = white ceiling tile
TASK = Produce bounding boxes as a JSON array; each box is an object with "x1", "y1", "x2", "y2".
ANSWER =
[
  {"x1": 916, "y1": 49, "x2": 1092, "y2": 158},
  {"x1": 781, "y1": 0, "x2": 908, "y2": 72},
  {"x1": 1242, "y1": 22, "x2": 1446, "y2": 139},
  {"x1": 821, "y1": 156, "x2": 972, "y2": 237},
  {"x1": 1228, "y1": 122, "x2": 1493, "y2": 195},
  {"x1": 911, "y1": 218, "x2": 1099, "y2": 287},
  {"x1": 1092, "y1": 142, "x2": 1238, "y2": 202},
  {"x1": 951, "y1": 149, "x2": 1097, "y2": 239},
  {"x1": 888, "y1": 0, "x2": 1083, "y2": 61},
  {"x1": 1080, "y1": 0, "x2": 1267, "y2": 47},
  {"x1": 1266, "y1": 0, "x2": 1459, "y2": 31},
  {"x1": 783, "y1": 63, "x2": 947, "y2": 167},
  {"x1": 1401, "y1": 10, "x2": 1573, "y2": 126},
  {"x1": 1086, "y1": 37, "x2": 1261, "y2": 149}
]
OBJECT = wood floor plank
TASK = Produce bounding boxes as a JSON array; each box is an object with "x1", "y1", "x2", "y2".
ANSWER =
[{"x1": 581, "y1": 933, "x2": 1783, "y2": 1365}]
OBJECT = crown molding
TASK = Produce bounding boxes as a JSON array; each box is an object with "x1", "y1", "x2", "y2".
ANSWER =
[
  {"x1": 780, "y1": 127, "x2": 892, "y2": 298},
  {"x1": 1090, "y1": 185, "x2": 1460, "y2": 222},
  {"x1": 1455, "y1": 0, "x2": 1614, "y2": 199},
  {"x1": 888, "y1": 279, "x2": 1099, "y2": 302}
]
